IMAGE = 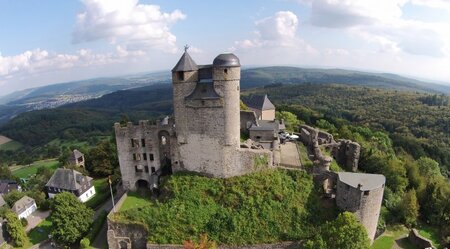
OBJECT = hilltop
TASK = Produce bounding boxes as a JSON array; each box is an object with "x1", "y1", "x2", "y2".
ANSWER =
[{"x1": 1, "y1": 66, "x2": 449, "y2": 124}]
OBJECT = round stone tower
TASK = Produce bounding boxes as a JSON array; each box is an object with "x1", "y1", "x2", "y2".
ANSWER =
[{"x1": 212, "y1": 53, "x2": 241, "y2": 147}]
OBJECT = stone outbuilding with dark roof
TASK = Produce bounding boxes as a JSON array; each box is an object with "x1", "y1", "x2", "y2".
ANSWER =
[
  {"x1": 45, "y1": 168, "x2": 95, "y2": 203},
  {"x1": 12, "y1": 196, "x2": 37, "y2": 219},
  {"x1": 68, "y1": 149, "x2": 85, "y2": 167},
  {"x1": 243, "y1": 94, "x2": 276, "y2": 121}
]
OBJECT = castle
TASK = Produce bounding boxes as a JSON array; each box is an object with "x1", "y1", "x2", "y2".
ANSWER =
[
  {"x1": 114, "y1": 50, "x2": 274, "y2": 191},
  {"x1": 112, "y1": 51, "x2": 385, "y2": 247}
]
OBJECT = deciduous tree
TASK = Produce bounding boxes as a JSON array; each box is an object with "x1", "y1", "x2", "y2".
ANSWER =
[
  {"x1": 51, "y1": 192, "x2": 94, "y2": 245},
  {"x1": 4, "y1": 210, "x2": 27, "y2": 247}
]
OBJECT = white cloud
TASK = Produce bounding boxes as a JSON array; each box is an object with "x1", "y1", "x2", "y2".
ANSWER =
[
  {"x1": 301, "y1": 0, "x2": 450, "y2": 58},
  {"x1": 303, "y1": 0, "x2": 408, "y2": 28},
  {"x1": 232, "y1": 11, "x2": 315, "y2": 53},
  {"x1": 411, "y1": 0, "x2": 450, "y2": 12},
  {"x1": 0, "y1": 47, "x2": 147, "y2": 80},
  {"x1": 73, "y1": 0, "x2": 186, "y2": 53}
]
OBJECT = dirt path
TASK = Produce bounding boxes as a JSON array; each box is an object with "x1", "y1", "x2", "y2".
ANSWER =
[
  {"x1": 0, "y1": 135, "x2": 11, "y2": 145},
  {"x1": 280, "y1": 142, "x2": 302, "y2": 169}
]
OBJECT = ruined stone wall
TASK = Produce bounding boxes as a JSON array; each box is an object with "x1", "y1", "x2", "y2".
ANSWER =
[
  {"x1": 408, "y1": 229, "x2": 436, "y2": 249},
  {"x1": 332, "y1": 140, "x2": 361, "y2": 172},
  {"x1": 115, "y1": 121, "x2": 170, "y2": 191},
  {"x1": 299, "y1": 125, "x2": 317, "y2": 146},
  {"x1": 227, "y1": 148, "x2": 274, "y2": 176},
  {"x1": 107, "y1": 193, "x2": 149, "y2": 249},
  {"x1": 317, "y1": 131, "x2": 334, "y2": 145},
  {"x1": 146, "y1": 242, "x2": 301, "y2": 249}
]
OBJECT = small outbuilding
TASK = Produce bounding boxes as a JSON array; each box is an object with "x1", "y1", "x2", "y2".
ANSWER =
[{"x1": 68, "y1": 149, "x2": 85, "y2": 167}]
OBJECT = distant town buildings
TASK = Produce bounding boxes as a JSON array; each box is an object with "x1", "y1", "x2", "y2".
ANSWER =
[{"x1": 45, "y1": 168, "x2": 96, "y2": 203}]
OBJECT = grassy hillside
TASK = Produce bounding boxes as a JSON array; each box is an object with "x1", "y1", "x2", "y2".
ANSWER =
[{"x1": 114, "y1": 169, "x2": 335, "y2": 245}]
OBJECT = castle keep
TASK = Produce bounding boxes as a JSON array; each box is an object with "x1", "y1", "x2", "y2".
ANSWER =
[{"x1": 115, "y1": 51, "x2": 273, "y2": 191}]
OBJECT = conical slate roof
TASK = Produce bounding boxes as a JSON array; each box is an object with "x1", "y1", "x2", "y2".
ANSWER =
[
  {"x1": 172, "y1": 52, "x2": 198, "y2": 72},
  {"x1": 244, "y1": 94, "x2": 275, "y2": 111}
]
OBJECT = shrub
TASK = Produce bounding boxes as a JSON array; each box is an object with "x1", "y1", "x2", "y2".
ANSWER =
[{"x1": 20, "y1": 217, "x2": 28, "y2": 227}]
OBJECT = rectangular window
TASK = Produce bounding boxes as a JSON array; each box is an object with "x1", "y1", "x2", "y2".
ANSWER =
[
  {"x1": 150, "y1": 154, "x2": 154, "y2": 161},
  {"x1": 177, "y1": 71, "x2": 184, "y2": 81},
  {"x1": 143, "y1": 153, "x2": 147, "y2": 160},
  {"x1": 145, "y1": 166, "x2": 149, "y2": 173},
  {"x1": 131, "y1": 138, "x2": 135, "y2": 147},
  {"x1": 151, "y1": 167, "x2": 156, "y2": 173},
  {"x1": 364, "y1": 191, "x2": 370, "y2": 196},
  {"x1": 133, "y1": 153, "x2": 141, "y2": 161},
  {"x1": 141, "y1": 139, "x2": 146, "y2": 147}
]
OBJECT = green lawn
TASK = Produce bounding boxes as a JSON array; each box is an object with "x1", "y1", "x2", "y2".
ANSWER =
[
  {"x1": 417, "y1": 223, "x2": 441, "y2": 249},
  {"x1": 28, "y1": 217, "x2": 53, "y2": 245},
  {"x1": 12, "y1": 159, "x2": 60, "y2": 178},
  {"x1": 297, "y1": 143, "x2": 313, "y2": 168},
  {"x1": 0, "y1": 140, "x2": 22, "y2": 151},
  {"x1": 371, "y1": 225, "x2": 411, "y2": 249},
  {"x1": 119, "y1": 190, "x2": 153, "y2": 212},
  {"x1": 371, "y1": 236, "x2": 395, "y2": 249}
]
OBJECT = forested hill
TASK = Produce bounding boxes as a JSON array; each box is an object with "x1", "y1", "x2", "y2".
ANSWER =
[
  {"x1": 245, "y1": 84, "x2": 450, "y2": 174},
  {"x1": 1, "y1": 66, "x2": 449, "y2": 125},
  {"x1": 241, "y1": 67, "x2": 450, "y2": 93}
]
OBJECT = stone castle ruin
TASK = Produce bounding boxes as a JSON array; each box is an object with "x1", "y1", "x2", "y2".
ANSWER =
[
  {"x1": 299, "y1": 124, "x2": 384, "y2": 242},
  {"x1": 112, "y1": 51, "x2": 385, "y2": 248},
  {"x1": 115, "y1": 51, "x2": 274, "y2": 191}
]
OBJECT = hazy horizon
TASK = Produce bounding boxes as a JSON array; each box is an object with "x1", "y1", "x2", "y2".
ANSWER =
[{"x1": 2, "y1": 0, "x2": 450, "y2": 96}]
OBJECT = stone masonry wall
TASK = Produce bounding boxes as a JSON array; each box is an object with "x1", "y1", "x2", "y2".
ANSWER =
[
  {"x1": 107, "y1": 193, "x2": 149, "y2": 249},
  {"x1": 408, "y1": 229, "x2": 436, "y2": 249}
]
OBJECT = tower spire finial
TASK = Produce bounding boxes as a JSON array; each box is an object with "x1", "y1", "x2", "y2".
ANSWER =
[{"x1": 184, "y1": 44, "x2": 190, "y2": 53}]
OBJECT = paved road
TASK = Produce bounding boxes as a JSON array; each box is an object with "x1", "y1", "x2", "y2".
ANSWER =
[
  {"x1": 91, "y1": 191, "x2": 124, "y2": 249},
  {"x1": 26, "y1": 210, "x2": 50, "y2": 232},
  {"x1": 280, "y1": 142, "x2": 302, "y2": 168}
]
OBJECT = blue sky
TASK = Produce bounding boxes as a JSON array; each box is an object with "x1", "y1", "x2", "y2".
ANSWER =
[{"x1": 1, "y1": 0, "x2": 450, "y2": 95}]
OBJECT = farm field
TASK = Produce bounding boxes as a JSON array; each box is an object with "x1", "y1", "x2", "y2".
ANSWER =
[
  {"x1": 0, "y1": 135, "x2": 22, "y2": 151},
  {"x1": 12, "y1": 159, "x2": 60, "y2": 179}
]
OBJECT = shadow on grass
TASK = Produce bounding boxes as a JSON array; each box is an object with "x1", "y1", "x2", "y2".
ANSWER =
[{"x1": 395, "y1": 237, "x2": 419, "y2": 249}]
